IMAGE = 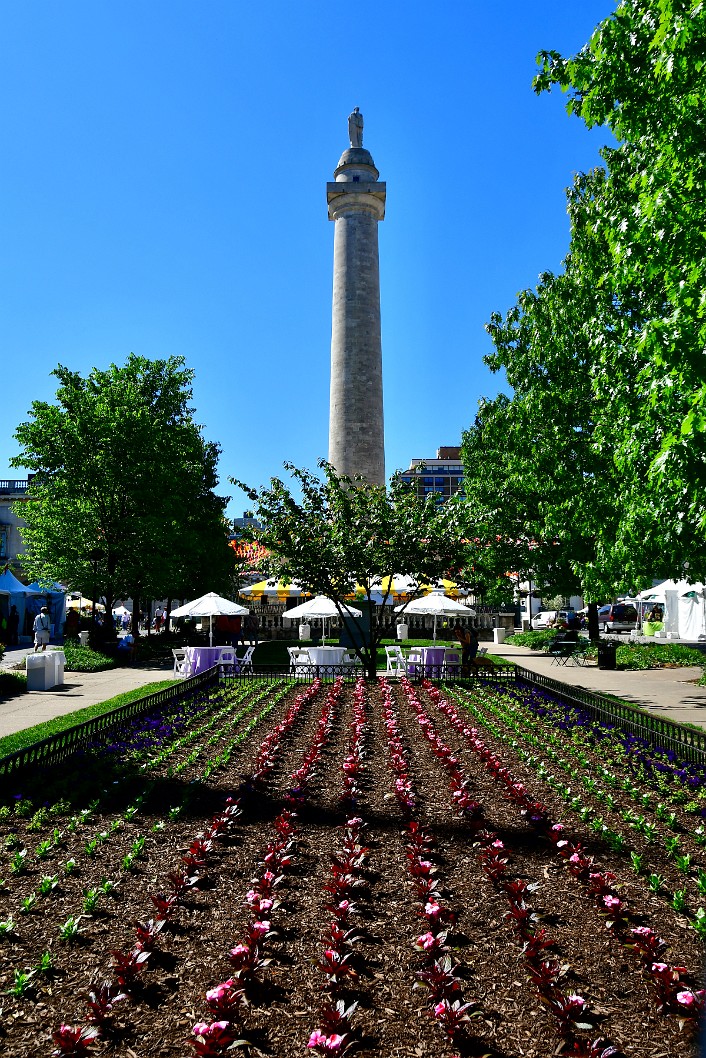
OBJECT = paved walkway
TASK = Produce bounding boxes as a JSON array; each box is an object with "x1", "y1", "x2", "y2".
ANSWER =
[
  {"x1": 488, "y1": 642, "x2": 706, "y2": 730},
  {"x1": 0, "y1": 646, "x2": 174, "y2": 738}
]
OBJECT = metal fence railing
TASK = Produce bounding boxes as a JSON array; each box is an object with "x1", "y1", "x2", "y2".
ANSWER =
[
  {"x1": 0, "y1": 667, "x2": 219, "y2": 782},
  {"x1": 516, "y1": 666, "x2": 706, "y2": 768}
]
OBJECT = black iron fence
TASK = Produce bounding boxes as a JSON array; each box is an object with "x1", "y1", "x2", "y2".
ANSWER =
[
  {"x1": 0, "y1": 667, "x2": 219, "y2": 782},
  {"x1": 516, "y1": 666, "x2": 706, "y2": 768},
  {"x1": 2, "y1": 660, "x2": 704, "y2": 783}
]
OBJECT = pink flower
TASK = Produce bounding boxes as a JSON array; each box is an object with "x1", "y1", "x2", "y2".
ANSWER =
[
  {"x1": 229, "y1": 944, "x2": 249, "y2": 957},
  {"x1": 252, "y1": 920, "x2": 270, "y2": 936},
  {"x1": 603, "y1": 896, "x2": 622, "y2": 912},
  {"x1": 416, "y1": 932, "x2": 438, "y2": 950},
  {"x1": 192, "y1": 1020, "x2": 230, "y2": 1037},
  {"x1": 566, "y1": 994, "x2": 587, "y2": 1012},
  {"x1": 677, "y1": 989, "x2": 705, "y2": 1010},
  {"x1": 205, "y1": 980, "x2": 235, "y2": 1003},
  {"x1": 425, "y1": 901, "x2": 441, "y2": 920},
  {"x1": 307, "y1": 1030, "x2": 343, "y2": 1050}
]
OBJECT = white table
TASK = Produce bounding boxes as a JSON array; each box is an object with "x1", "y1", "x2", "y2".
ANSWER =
[{"x1": 306, "y1": 646, "x2": 348, "y2": 666}]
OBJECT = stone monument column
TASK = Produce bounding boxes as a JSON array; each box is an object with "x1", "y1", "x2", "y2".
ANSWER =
[{"x1": 327, "y1": 110, "x2": 386, "y2": 486}]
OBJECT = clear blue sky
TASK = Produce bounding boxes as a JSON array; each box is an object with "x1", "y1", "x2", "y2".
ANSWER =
[{"x1": 1, "y1": 1, "x2": 615, "y2": 518}]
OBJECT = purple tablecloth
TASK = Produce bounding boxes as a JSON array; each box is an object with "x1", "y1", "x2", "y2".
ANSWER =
[
  {"x1": 421, "y1": 646, "x2": 446, "y2": 677},
  {"x1": 184, "y1": 646, "x2": 222, "y2": 676}
]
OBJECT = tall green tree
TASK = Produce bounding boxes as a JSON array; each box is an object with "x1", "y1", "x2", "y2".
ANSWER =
[
  {"x1": 12, "y1": 354, "x2": 235, "y2": 630},
  {"x1": 233, "y1": 461, "x2": 474, "y2": 679},
  {"x1": 533, "y1": 0, "x2": 706, "y2": 582},
  {"x1": 463, "y1": 0, "x2": 706, "y2": 604}
]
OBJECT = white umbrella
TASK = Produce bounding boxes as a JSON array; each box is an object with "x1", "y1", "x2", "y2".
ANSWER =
[
  {"x1": 170, "y1": 592, "x2": 250, "y2": 646},
  {"x1": 283, "y1": 595, "x2": 362, "y2": 645},
  {"x1": 395, "y1": 589, "x2": 476, "y2": 641}
]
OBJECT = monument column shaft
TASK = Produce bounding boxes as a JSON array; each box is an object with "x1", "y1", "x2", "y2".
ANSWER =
[{"x1": 329, "y1": 209, "x2": 385, "y2": 485}]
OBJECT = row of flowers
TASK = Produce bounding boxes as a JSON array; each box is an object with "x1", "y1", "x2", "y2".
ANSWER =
[
  {"x1": 397, "y1": 677, "x2": 620, "y2": 1056},
  {"x1": 422, "y1": 681, "x2": 705, "y2": 1026},
  {"x1": 380, "y1": 679, "x2": 482, "y2": 1054},
  {"x1": 453, "y1": 681, "x2": 706, "y2": 929},
  {"x1": 308, "y1": 677, "x2": 369, "y2": 1054},
  {"x1": 51, "y1": 679, "x2": 324, "y2": 1056},
  {"x1": 191, "y1": 678, "x2": 344, "y2": 1056}
]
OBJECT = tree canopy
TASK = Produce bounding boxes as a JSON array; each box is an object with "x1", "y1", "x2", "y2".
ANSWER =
[
  {"x1": 12, "y1": 354, "x2": 236, "y2": 624},
  {"x1": 233, "y1": 461, "x2": 473, "y2": 678},
  {"x1": 462, "y1": 0, "x2": 706, "y2": 599}
]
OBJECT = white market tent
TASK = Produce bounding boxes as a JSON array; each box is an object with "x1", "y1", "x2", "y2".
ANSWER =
[
  {"x1": 26, "y1": 581, "x2": 67, "y2": 639},
  {"x1": 169, "y1": 592, "x2": 250, "y2": 647},
  {"x1": 283, "y1": 595, "x2": 362, "y2": 645},
  {"x1": 638, "y1": 579, "x2": 706, "y2": 640},
  {"x1": 395, "y1": 589, "x2": 476, "y2": 641},
  {"x1": 0, "y1": 570, "x2": 42, "y2": 643}
]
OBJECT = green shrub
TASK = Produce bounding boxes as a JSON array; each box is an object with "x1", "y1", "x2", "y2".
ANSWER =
[
  {"x1": 615, "y1": 642, "x2": 705, "y2": 670},
  {"x1": 54, "y1": 642, "x2": 116, "y2": 673},
  {"x1": 0, "y1": 671, "x2": 27, "y2": 698},
  {"x1": 505, "y1": 630, "x2": 558, "y2": 650}
]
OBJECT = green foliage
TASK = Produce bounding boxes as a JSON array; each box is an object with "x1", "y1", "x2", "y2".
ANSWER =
[
  {"x1": 0, "y1": 671, "x2": 27, "y2": 699},
  {"x1": 614, "y1": 642, "x2": 706, "y2": 670},
  {"x1": 11, "y1": 354, "x2": 237, "y2": 616},
  {"x1": 233, "y1": 461, "x2": 475, "y2": 678},
  {"x1": 505, "y1": 630, "x2": 558, "y2": 650},
  {"x1": 462, "y1": 1, "x2": 706, "y2": 595},
  {"x1": 57, "y1": 642, "x2": 116, "y2": 672}
]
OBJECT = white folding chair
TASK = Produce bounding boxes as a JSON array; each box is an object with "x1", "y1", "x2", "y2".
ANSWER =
[
  {"x1": 385, "y1": 645, "x2": 407, "y2": 676},
  {"x1": 235, "y1": 645, "x2": 255, "y2": 674},
  {"x1": 217, "y1": 647, "x2": 235, "y2": 675},
  {"x1": 341, "y1": 650, "x2": 363, "y2": 672},
  {"x1": 172, "y1": 648, "x2": 189, "y2": 678},
  {"x1": 445, "y1": 650, "x2": 461, "y2": 677},
  {"x1": 407, "y1": 649, "x2": 422, "y2": 677}
]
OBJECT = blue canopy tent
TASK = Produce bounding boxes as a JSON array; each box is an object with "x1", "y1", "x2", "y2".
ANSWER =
[
  {"x1": 26, "y1": 581, "x2": 67, "y2": 642},
  {"x1": 0, "y1": 570, "x2": 42, "y2": 644}
]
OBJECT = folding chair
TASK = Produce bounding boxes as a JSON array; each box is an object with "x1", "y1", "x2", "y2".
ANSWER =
[
  {"x1": 172, "y1": 648, "x2": 190, "y2": 678},
  {"x1": 385, "y1": 645, "x2": 408, "y2": 676},
  {"x1": 235, "y1": 644, "x2": 256, "y2": 674},
  {"x1": 444, "y1": 650, "x2": 461, "y2": 677},
  {"x1": 217, "y1": 647, "x2": 235, "y2": 675}
]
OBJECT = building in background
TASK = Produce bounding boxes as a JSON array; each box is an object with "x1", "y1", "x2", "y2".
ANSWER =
[
  {"x1": 0, "y1": 478, "x2": 30, "y2": 573},
  {"x1": 399, "y1": 447, "x2": 464, "y2": 503}
]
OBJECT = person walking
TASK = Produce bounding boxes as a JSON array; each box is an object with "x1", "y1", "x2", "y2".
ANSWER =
[{"x1": 33, "y1": 606, "x2": 51, "y2": 652}]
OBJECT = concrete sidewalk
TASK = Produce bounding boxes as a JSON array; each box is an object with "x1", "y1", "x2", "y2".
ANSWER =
[
  {"x1": 488, "y1": 642, "x2": 706, "y2": 730},
  {"x1": 0, "y1": 659, "x2": 174, "y2": 738}
]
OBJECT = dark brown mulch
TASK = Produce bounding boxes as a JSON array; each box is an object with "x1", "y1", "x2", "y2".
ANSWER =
[{"x1": 0, "y1": 679, "x2": 701, "y2": 1056}]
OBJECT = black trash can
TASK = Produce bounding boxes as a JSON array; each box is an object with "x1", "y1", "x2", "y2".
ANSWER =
[{"x1": 597, "y1": 639, "x2": 617, "y2": 670}]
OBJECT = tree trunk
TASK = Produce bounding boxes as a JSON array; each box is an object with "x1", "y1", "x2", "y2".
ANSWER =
[
  {"x1": 132, "y1": 589, "x2": 142, "y2": 640},
  {"x1": 587, "y1": 601, "x2": 600, "y2": 641}
]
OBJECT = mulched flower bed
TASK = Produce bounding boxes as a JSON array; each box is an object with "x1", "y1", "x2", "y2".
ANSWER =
[{"x1": 0, "y1": 675, "x2": 701, "y2": 1057}]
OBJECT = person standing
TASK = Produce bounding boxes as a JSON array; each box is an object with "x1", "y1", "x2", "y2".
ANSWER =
[
  {"x1": 454, "y1": 622, "x2": 479, "y2": 674},
  {"x1": 33, "y1": 606, "x2": 51, "y2": 652}
]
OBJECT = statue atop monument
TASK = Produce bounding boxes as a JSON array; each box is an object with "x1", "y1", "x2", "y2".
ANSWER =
[{"x1": 348, "y1": 107, "x2": 364, "y2": 148}]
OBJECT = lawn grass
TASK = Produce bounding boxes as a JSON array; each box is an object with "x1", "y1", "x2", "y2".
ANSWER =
[{"x1": 0, "y1": 679, "x2": 177, "y2": 759}]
